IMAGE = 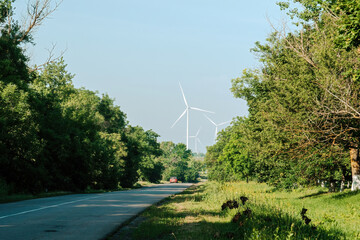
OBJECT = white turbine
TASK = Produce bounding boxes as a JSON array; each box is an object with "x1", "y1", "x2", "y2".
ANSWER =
[
  {"x1": 171, "y1": 83, "x2": 214, "y2": 149},
  {"x1": 189, "y1": 127, "x2": 202, "y2": 153},
  {"x1": 204, "y1": 115, "x2": 231, "y2": 142}
]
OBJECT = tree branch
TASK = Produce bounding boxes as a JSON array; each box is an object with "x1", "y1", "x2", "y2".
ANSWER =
[
  {"x1": 19, "y1": 0, "x2": 62, "y2": 43},
  {"x1": 29, "y1": 43, "x2": 67, "y2": 72}
]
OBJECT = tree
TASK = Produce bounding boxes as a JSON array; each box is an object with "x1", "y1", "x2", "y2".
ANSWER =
[
  {"x1": 0, "y1": 0, "x2": 42, "y2": 193},
  {"x1": 137, "y1": 129, "x2": 163, "y2": 183},
  {"x1": 31, "y1": 60, "x2": 128, "y2": 191},
  {"x1": 0, "y1": 82, "x2": 42, "y2": 193},
  {"x1": 0, "y1": 0, "x2": 167, "y2": 194},
  {"x1": 119, "y1": 126, "x2": 162, "y2": 187},
  {"x1": 205, "y1": 123, "x2": 236, "y2": 182},
  {"x1": 94, "y1": 94, "x2": 128, "y2": 189},
  {"x1": 98, "y1": 94, "x2": 127, "y2": 134},
  {"x1": 0, "y1": 0, "x2": 32, "y2": 90},
  {"x1": 276, "y1": 0, "x2": 360, "y2": 190},
  {"x1": 216, "y1": 0, "x2": 357, "y2": 190},
  {"x1": 159, "y1": 142, "x2": 200, "y2": 182}
]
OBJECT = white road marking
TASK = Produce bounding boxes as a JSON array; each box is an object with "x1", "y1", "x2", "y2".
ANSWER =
[{"x1": 0, "y1": 195, "x2": 104, "y2": 220}]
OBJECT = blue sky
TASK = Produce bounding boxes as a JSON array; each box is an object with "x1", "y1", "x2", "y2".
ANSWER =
[{"x1": 15, "y1": 0, "x2": 286, "y2": 153}]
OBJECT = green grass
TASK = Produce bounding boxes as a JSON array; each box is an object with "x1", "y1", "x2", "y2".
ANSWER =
[{"x1": 132, "y1": 181, "x2": 360, "y2": 240}]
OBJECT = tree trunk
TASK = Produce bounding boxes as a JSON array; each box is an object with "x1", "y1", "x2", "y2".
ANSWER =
[
  {"x1": 350, "y1": 147, "x2": 360, "y2": 191},
  {"x1": 329, "y1": 181, "x2": 336, "y2": 192},
  {"x1": 340, "y1": 175, "x2": 345, "y2": 192}
]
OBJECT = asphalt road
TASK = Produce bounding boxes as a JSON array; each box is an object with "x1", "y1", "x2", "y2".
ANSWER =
[{"x1": 0, "y1": 183, "x2": 193, "y2": 240}]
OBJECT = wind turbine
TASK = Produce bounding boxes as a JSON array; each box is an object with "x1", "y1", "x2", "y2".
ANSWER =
[
  {"x1": 171, "y1": 83, "x2": 214, "y2": 149},
  {"x1": 189, "y1": 127, "x2": 202, "y2": 153},
  {"x1": 204, "y1": 115, "x2": 231, "y2": 142}
]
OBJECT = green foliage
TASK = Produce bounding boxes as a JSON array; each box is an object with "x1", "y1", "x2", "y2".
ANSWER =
[
  {"x1": 0, "y1": 0, "x2": 32, "y2": 90},
  {"x1": 0, "y1": 57, "x2": 164, "y2": 193},
  {"x1": 184, "y1": 158, "x2": 203, "y2": 182},
  {"x1": 0, "y1": 0, "x2": 45, "y2": 193},
  {"x1": 139, "y1": 157, "x2": 164, "y2": 183},
  {"x1": 333, "y1": 0, "x2": 360, "y2": 49},
  {"x1": 278, "y1": 0, "x2": 360, "y2": 49},
  {"x1": 0, "y1": 1, "x2": 12, "y2": 24},
  {"x1": 137, "y1": 129, "x2": 164, "y2": 184},
  {"x1": 205, "y1": 124, "x2": 234, "y2": 181},
  {"x1": 98, "y1": 93, "x2": 127, "y2": 133},
  {"x1": 0, "y1": 82, "x2": 42, "y2": 193},
  {"x1": 119, "y1": 126, "x2": 163, "y2": 187},
  {"x1": 207, "y1": 0, "x2": 360, "y2": 190},
  {"x1": 0, "y1": 0, "x2": 173, "y2": 194},
  {"x1": 160, "y1": 142, "x2": 201, "y2": 183}
]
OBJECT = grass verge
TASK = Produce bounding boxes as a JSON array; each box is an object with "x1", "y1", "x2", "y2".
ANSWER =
[{"x1": 132, "y1": 181, "x2": 360, "y2": 239}]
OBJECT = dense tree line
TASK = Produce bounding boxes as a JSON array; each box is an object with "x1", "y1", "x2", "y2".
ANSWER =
[
  {"x1": 0, "y1": 0, "x2": 201, "y2": 194},
  {"x1": 206, "y1": 0, "x2": 360, "y2": 191},
  {"x1": 159, "y1": 142, "x2": 203, "y2": 183}
]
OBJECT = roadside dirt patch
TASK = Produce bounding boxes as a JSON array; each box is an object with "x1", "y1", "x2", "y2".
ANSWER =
[
  {"x1": 173, "y1": 202, "x2": 186, "y2": 212},
  {"x1": 183, "y1": 216, "x2": 202, "y2": 223}
]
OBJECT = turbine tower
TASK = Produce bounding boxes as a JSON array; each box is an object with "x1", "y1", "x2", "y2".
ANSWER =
[
  {"x1": 172, "y1": 83, "x2": 214, "y2": 149},
  {"x1": 204, "y1": 115, "x2": 231, "y2": 142},
  {"x1": 189, "y1": 127, "x2": 202, "y2": 153}
]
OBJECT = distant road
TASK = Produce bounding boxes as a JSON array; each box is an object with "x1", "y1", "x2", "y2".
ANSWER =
[{"x1": 0, "y1": 183, "x2": 192, "y2": 240}]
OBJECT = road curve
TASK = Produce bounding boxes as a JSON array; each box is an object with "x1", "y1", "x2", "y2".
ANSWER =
[{"x1": 0, "y1": 183, "x2": 193, "y2": 240}]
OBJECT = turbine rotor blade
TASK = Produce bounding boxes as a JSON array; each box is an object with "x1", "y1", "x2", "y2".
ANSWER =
[
  {"x1": 190, "y1": 107, "x2": 214, "y2": 114},
  {"x1": 204, "y1": 114, "x2": 217, "y2": 126},
  {"x1": 195, "y1": 127, "x2": 201, "y2": 137},
  {"x1": 171, "y1": 109, "x2": 187, "y2": 128},
  {"x1": 179, "y1": 82, "x2": 188, "y2": 107},
  {"x1": 218, "y1": 120, "x2": 231, "y2": 126}
]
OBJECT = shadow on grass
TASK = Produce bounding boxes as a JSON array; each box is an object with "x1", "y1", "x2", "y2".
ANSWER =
[
  {"x1": 134, "y1": 206, "x2": 345, "y2": 240},
  {"x1": 331, "y1": 189, "x2": 360, "y2": 199},
  {"x1": 298, "y1": 190, "x2": 328, "y2": 199},
  {"x1": 135, "y1": 198, "x2": 345, "y2": 240},
  {"x1": 132, "y1": 182, "x2": 349, "y2": 240}
]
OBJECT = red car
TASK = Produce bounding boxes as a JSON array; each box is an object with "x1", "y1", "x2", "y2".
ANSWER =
[{"x1": 170, "y1": 177, "x2": 178, "y2": 183}]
